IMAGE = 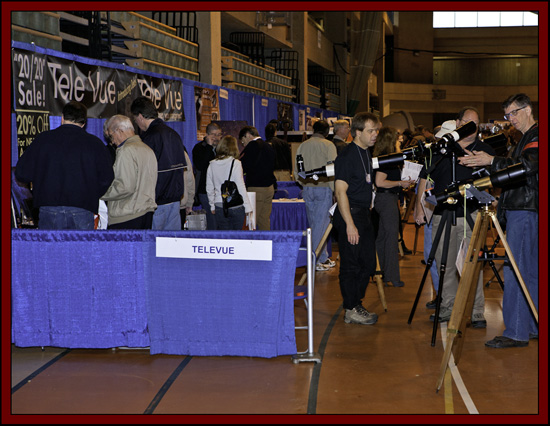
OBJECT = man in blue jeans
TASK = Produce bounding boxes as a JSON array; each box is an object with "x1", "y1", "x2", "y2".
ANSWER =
[
  {"x1": 296, "y1": 120, "x2": 337, "y2": 271},
  {"x1": 15, "y1": 101, "x2": 114, "y2": 230},
  {"x1": 458, "y1": 93, "x2": 538, "y2": 348},
  {"x1": 131, "y1": 96, "x2": 187, "y2": 231}
]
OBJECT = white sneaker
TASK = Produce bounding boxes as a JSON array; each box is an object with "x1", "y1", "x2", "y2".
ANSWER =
[
  {"x1": 315, "y1": 263, "x2": 329, "y2": 271},
  {"x1": 319, "y1": 258, "x2": 336, "y2": 268}
]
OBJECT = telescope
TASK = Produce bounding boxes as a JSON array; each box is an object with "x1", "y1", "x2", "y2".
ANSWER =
[
  {"x1": 372, "y1": 143, "x2": 431, "y2": 169},
  {"x1": 298, "y1": 162, "x2": 335, "y2": 181},
  {"x1": 425, "y1": 162, "x2": 526, "y2": 206},
  {"x1": 434, "y1": 120, "x2": 477, "y2": 157},
  {"x1": 482, "y1": 132, "x2": 508, "y2": 157},
  {"x1": 372, "y1": 121, "x2": 475, "y2": 170}
]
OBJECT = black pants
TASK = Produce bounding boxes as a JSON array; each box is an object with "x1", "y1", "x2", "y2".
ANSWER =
[
  {"x1": 107, "y1": 211, "x2": 154, "y2": 230},
  {"x1": 333, "y1": 206, "x2": 376, "y2": 310}
]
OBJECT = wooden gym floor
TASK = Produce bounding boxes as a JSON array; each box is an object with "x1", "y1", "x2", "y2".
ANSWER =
[{"x1": 8, "y1": 222, "x2": 544, "y2": 421}]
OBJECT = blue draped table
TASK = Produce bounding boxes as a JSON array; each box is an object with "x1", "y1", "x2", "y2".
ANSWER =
[
  {"x1": 270, "y1": 200, "x2": 309, "y2": 231},
  {"x1": 275, "y1": 181, "x2": 303, "y2": 199},
  {"x1": 11, "y1": 229, "x2": 303, "y2": 358}
]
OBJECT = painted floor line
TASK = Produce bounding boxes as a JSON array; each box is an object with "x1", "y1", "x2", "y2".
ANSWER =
[{"x1": 441, "y1": 323, "x2": 479, "y2": 414}]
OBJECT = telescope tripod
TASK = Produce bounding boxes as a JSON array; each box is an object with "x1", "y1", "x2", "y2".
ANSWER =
[
  {"x1": 435, "y1": 205, "x2": 538, "y2": 391},
  {"x1": 408, "y1": 208, "x2": 476, "y2": 346}
]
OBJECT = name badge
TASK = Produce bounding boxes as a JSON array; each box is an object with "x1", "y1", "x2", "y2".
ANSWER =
[{"x1": 156, "y1": 237, "x2": 273, "y2": 261}]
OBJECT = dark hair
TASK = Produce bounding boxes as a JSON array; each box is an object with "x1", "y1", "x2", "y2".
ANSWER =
[
  {"x1": 502, "y1": 93, "x2": 532, "y2": 110},
  {"x1": 62, "y1": 101, "x2": 87, "y2": 125},
  {"x1": 265, "y1": 123, "x2": 277, "y2": 139},
  {"x1": 373, "y1": 126, "x2": 398, "y2": 157},
  {"x1": 456, "y1": 106, "x2": 480, "y2": 122},
  {"x1": 130, "y1": 96, "x2": 159, "y2": 119},
  {"x1": 206, "y1": 122, "x2": 221, "y2": 134},
  {"x1": 313, "y1": 120, "x2": 330, "y2": 137},
  {"x1": 238, "y1": 125, "x2": 259, "y2": 140},
  {"x1": 351, "y1": 112, "x2": 379, "y2": 138}
]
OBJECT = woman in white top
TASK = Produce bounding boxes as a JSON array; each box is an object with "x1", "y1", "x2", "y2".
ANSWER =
[{"x1": 206, "y1": 135, "x2": 253, "y2": 230}]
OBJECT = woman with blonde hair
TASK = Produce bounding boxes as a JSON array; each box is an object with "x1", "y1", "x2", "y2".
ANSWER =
[
  {"x1": 206, "y1": 135, "x2": 253, "y2": 230},
  {"x1": 373, "y1": 126, "x2": 415, "y2": 287}
]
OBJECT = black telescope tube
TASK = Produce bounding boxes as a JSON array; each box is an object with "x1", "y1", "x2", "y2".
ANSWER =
[{"x1": 439, "y1": 120, "x2": 477, "y2": 144}]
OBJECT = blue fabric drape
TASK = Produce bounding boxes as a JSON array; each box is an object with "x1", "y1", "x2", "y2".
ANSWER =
[
  {"x1": 142, "y1": 230, "x2": 302, "y2": 357},
  {"x1": 11, "y1": 230, "x2": 149, "y2": 348},
  {"x1": 11, "y1": 229, "x2": 302, "y2": 357}
]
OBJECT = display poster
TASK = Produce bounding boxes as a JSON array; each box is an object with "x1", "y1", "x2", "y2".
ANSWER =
[
  {"x1": 12, "y1": 47, "x2": 185, "y2": 157},
  {"x1": 195, "y1": 86, "x2": 220, "y2": 141}
]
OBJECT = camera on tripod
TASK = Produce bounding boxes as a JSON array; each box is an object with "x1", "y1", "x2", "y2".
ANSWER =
[{"x1": 425, "y1": 162, "x2": 527, "y2": 206}]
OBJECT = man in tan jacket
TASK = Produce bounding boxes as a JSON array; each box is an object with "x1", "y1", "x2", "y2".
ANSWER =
[{"x1": 101, "y1": 115, "x2": 158, "y2": 229}]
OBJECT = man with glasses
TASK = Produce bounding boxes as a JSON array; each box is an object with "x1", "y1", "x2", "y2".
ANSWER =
[
  {"x1": 192, "y1": 122, "x2": 223, "y2": 230},
  {"x1": 333, "y1": 112, "x2": 380, "y2": 325},
  {"x1": 459, "y1": 93, "x2": 538, "y2": 348},
  {"x1": 414, "y1": 107, "x2": 495, "y2": 328}
]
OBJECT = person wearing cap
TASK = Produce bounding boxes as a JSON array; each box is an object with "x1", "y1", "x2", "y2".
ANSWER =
[
  {"x1": 458, "y1": 93, "x2": 538, "y2": 348},
  {"x1": 413, "y1": 107, "x2": 495, "y2": 327}
]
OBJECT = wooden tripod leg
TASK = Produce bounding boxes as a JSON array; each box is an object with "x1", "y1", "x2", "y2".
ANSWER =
[
  {"x1": 436, "y1": 211, "x2": 488, "y2": 392},
  {"x1": 489, "y1": 213, "x2": 538, "y2": 323},
  {"x1": 375, "y1": 253, "x2": 388, "y2": 311},
  {"x1": 296, "y1": 223, "x2": 334, "y2": 287}
]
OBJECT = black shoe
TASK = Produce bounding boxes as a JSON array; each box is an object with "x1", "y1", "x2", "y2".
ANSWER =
[
  {"x1": 402, "y1": 247, "x2": 412, "y2": 255},
  {"x1": 471, "y1": 313, "x2": 487, "y2": 329},
  {"x1": 421, "y1": 259, "x2": 427, "y2": 265},
  {"x1": 529, "y1": 333, "x2": 539, "y2": 340},
  {"x1": 485, "y1": 336, "x2": 528, "y2": 348},
  {"x1": 426, "y1": 298, "x2": 437, "y2": 309},
  {"x1": 429, "y1": 311, "x2": 451, "y2": 323}
]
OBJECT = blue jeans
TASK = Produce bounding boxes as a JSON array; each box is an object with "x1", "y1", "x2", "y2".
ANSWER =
[
  {"x1": 502, "y1": 210, "x2": 538, "y2": 341},
  {"x1": 215, "y1": 205, "x2": 245, "y2": 230},
  {"x1": 152, "y1": 202, "x2": 181, "y2": 231},
  {"x1": 302, "y1": 186, "x2": 333, "y2": 264},
  {"x1": 38, "y1": 206, "x2": 94, "y2": 230},
  {"x1": 424, "y1": 221, "x2": 439, "y2": 289},
  {"x1": 199, "y1": 193, "x2": 217, "y2": 230}
]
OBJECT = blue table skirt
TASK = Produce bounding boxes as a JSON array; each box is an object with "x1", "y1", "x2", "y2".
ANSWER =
[
  {"x1": 276, "y1": 181, "x2": 302, "y2": 199},
  {"x1": 11, "y1": 229, "x2": 303, "y2": 358}
]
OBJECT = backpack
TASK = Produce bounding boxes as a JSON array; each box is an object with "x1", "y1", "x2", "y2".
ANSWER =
[{"x1": 221, "y1": 159, "x2": 244, "y2": 217}]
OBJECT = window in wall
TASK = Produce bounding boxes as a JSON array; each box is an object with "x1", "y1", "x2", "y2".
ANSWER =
[{"x1": 433, "y1": 11, "x2": 538, "y2": 28}]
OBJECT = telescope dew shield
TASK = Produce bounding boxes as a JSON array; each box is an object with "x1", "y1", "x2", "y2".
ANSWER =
[{"x1": 372, "y1": 153, "x2": 407, "y2": 170}]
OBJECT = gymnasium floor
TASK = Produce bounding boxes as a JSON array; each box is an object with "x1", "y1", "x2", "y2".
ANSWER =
[{"x1": 9, "y1": 222, "x2": 543, "y2": 421}]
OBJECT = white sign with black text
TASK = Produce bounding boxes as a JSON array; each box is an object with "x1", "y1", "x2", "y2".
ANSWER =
[{"x1": 155, "y1": 237, "x2": 272, "y2": 261}]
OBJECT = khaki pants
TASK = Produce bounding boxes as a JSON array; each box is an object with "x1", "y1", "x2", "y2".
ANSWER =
[{"x1": 248, "y1": 185, "x2": 274, "y2": 230}]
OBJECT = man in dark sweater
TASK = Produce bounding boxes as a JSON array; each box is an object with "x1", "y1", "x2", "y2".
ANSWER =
[
  {"x1": 239, "y1": 126, "x2": 276, "y2": 230},
  {"x1": 131, "y1": 96, "x2": 187, "y2": 230},
  {"x1": 192, "y1": 122, "x2": 222, "y2": 230},
  {"x1": 15, "y1": 101, "x2": 114, "y2": 230}
]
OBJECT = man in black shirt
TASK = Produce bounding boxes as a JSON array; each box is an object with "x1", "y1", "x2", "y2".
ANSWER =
[
  {"x1": 333, "y1": 112, "x2": 380, "y2": 325},
  {"x1": 239, "y1": 126, "x2": 276, "y2": 230},
  {"x1": 192, "y1": 123, "x2": 222, "y2": 230},
  {"x1": 414, "y1": 107, "x2": 496, "y2": 327}
]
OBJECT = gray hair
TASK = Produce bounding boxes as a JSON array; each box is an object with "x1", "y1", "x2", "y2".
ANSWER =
[{"x1": 105, "y1": 115, "x2": 135, "y2": 136}]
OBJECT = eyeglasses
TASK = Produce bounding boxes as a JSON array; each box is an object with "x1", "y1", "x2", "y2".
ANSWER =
[
  {"x1": 504, "y1": 106, "x2": 527, "y2": 121},
  {"x1": 108, "y1": 129, "x2": 118, "y2": 140}
]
